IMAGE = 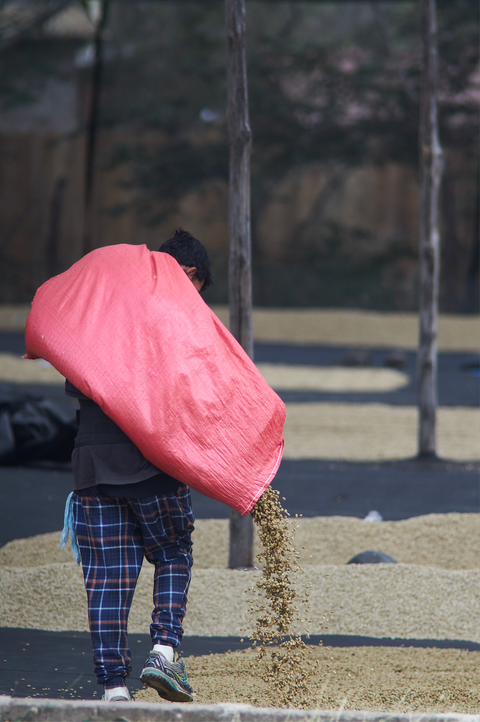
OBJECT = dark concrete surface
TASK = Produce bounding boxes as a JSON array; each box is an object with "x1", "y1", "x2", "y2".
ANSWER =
[
  {"x1": 1, "y1": 459, "x2": 478, "y2": 547},
  {"x1": 0, "y1": 629, "x2": 252, "y2": 700},
  {"x1": 1, "y1": 336, "x2": 478, "y2": 542},
  {"x1": 273, "y1": 458, "x2": 479, "y2": 520},
  {"x1": 1, "y1": 332, "x2": 478, "y2": 701},
  {"x1": 255, "y1": 343, "x2": 480, "y2": 407},
  {"x1": 1, "y1": 457, "x2": 477, "y2": 700},
  {"x1": 1, "y1": 333, "x2": 479, "y2": 407},
  {"x1": 1, "y1": 628, "x2": 478, "y2": 700}
]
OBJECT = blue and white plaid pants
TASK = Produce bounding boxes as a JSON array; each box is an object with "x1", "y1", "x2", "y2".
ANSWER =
[{"x1": 72, "y1": 487, "x2": 194, "y2": 685}]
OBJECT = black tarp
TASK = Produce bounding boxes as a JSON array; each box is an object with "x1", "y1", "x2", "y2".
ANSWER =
[{"x1": 0, "y1": 386, "x2": 77, "y2": 465}]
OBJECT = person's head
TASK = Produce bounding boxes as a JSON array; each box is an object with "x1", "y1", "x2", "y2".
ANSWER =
[{"x1": 158, "y1": 228, "x2": 213, "y2": 293}]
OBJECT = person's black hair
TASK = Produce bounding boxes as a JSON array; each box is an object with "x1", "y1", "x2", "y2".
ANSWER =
[{"x1": 158, "y1": 228, "x2": 213, "y2": 291}]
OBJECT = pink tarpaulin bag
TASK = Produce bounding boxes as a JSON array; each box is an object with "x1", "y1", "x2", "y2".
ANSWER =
[{"x1": 25, "y1": 244, "x2": 285, "y2": 514}]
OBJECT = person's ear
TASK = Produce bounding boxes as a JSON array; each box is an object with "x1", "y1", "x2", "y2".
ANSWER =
[{"x1": 185, "y1": 267, "x2": 197, "y2": 280}]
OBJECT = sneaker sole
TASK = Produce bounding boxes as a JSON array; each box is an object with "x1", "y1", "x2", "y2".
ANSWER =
[{"x1": 140, "y1": 669, "x2": 193, "y2": 703}]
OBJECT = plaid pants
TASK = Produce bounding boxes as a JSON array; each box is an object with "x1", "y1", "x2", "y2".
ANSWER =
[{"x1": 72, "y1": 487, "x2": 194, "y2": 685}]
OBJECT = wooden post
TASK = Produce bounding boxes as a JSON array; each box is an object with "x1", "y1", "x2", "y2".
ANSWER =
[
  {"x1": 83, "y1": 0, "x2": 110, "y2": 257},
  {"x1": 225, "y1": 0, "x2": 254, "y2": 568},
  {"x1": 417, "y1": 0, "x2": 443, "y2": 458}
]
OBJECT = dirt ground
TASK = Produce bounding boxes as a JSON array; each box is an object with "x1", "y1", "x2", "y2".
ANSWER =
[
  {"x1": 282, "y1": 403, "x2": 480, "y2": 461},
  {"x1": 2, "y1": 304, "x2": 479, "y2": 462},
  {"x1": 3, "y1": 512, "x2": 480, "y2": 572},
  {"x1": 1, "y1": 353, "x2": 478, "y2": 461},
  {"x1": 136, "y1": 646, "x2": 480, "y2": 714},
  {"x1": 1, "y1": 305, "x2": 478, "y2": 351},
  {"x1": 2, "y1": 515, "x2": 480, "y2": 712},
  {"x1": 210, "y1": 306, "x2": 480, "y2": 352},
  {"x1": 1, "y1": 304, "x2": 478, "y2": 712},
  {"x1": 0, "y1": 354, "x2": 410, "y2": 389}
]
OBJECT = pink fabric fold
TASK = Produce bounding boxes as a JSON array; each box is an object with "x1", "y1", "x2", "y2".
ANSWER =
[{"x1": 25, "y1": 244, "x2": 285, "y2": 514}]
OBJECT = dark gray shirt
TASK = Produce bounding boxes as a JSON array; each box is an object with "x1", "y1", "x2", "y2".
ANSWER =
[{"x1": 66, "y1": 380, "x2": 182, "y2": 496}]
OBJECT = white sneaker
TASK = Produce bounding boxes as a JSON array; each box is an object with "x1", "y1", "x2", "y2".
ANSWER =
[{"x1": 102, "y1": 686, "x2": 131, "y2": 702}]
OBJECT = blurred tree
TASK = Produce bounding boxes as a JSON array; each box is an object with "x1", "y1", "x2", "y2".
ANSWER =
[
  {"x1": 100, "y1": 1, "x2": 477, "y2": 309},
  {"x1": 0, "y1": 0, "x2": 79, "y2": 111},
  {"x1": 0, "y1": 0, "x2": 72, "y2": 53},
  {"x1": 0, "y1": 1, "x2": 477, "y2": 309},
  {"x1": 0, "y1": 0, "x2": 92, "y2": 301}
]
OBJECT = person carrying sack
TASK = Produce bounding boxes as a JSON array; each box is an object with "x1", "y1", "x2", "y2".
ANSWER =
[
  {"x1": 64, "y1": 229, "x2": 212, "y2": 703},
  {"x1": 25, "y1": 229, "x2": 285, "y2": 703}
]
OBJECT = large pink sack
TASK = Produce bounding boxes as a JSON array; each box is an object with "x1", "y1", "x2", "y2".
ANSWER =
[{"x1": 25, "y1": 244, "x2": 285, "y2": 514}]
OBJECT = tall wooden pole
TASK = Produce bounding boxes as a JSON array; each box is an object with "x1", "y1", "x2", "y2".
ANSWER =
[
  {"x1": 225, "y1": 0, "x2": 254, "y2": 568},
  {"x1": 83, "y1": 0, "x2": 110, "y2": 257},
  {"x1": 417, "y1": 0, "x2": 443, "y2": 458}
]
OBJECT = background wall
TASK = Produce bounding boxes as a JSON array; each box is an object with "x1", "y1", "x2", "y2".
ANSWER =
[{"x1": 0, "y1": 0, "x2": 478, "y2": 311}]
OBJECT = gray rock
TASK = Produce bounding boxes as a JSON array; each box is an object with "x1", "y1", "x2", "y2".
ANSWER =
[{"x1": 347, "y1": 550, "x2": 397, "y2": 564}]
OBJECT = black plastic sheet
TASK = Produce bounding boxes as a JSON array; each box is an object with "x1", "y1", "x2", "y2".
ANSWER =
[{"x1": 0, "y1": 386, "x2": 77, "y2": 464}]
